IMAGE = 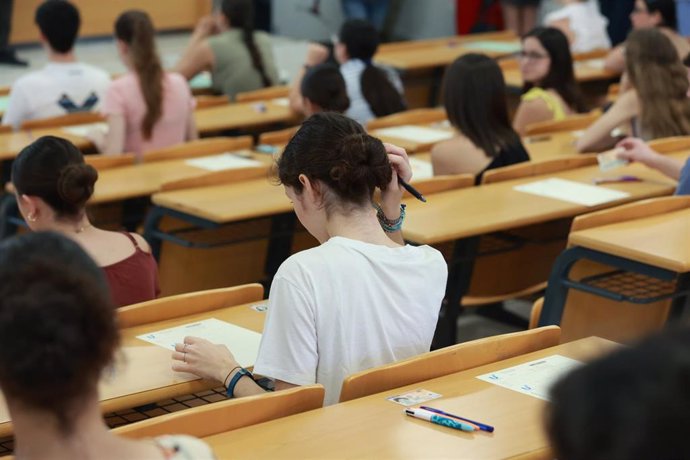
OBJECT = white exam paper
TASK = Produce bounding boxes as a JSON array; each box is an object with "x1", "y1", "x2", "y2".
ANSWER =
[
  {"x1": 137, "y1": 318, "x2": 262, "y2": 367},
  {"x1": 271, "y1": 97, "x2": 290, "y2": 107},
  {"x1": 409, "y1": 157, "x2": 434, "y2": 181},
  {"x1": 374, "y1": 125, "x2": 453, "y2": 144},
  {"x1": 62, "y1": 122, "x2": 108, "y2": 138},
  {"x1": 185, "y1": 153, "x2": 263, "y2": 172},
  {"x1": 477, "y1": 354, "x2": 582, "y2": 400},
  {"x1": 514, "y1": 178, "x2": 630, "y2": 206}
]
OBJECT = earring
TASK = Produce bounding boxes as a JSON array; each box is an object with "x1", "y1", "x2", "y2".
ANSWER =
[{"x1": 27, "y1": 213, "x2": 37, "y2": 222}]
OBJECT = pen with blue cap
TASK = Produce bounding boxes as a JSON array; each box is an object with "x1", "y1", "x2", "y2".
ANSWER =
[
  {"x1": 420, "y1": 406, "x2": 495, "y2": 432},
  {"x1": 404, "y1": 408, "x2": 476, "y2": 432}
]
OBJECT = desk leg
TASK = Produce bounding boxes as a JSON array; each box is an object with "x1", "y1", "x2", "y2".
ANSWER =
[
  {"x1": 427, "y1": 66, "x2": 444, "y2": 107},
  {"x1": 142, "y1": 206, "x2": 166, "y2": 261},
  {"x1": 538, "y1": 247, "x2": 585, "y2": 327},
  {"x1": 263, "y1": 212, "x2": 296, "y2": 291},
  {"x1": 432, "y1": 237, "x2": 480, "y2": 349},
  {"x1": 669, "y1": 272, "x2": 690, "y2": 322}
]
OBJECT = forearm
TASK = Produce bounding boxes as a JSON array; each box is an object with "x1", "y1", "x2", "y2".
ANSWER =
[{"x1": 645, "y1": 154, "x2": 684, "y2": 181}]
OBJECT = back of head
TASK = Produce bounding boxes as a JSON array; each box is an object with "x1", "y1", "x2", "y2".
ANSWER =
[
  {"x1": 339, "y1": 19, "x2": 406, "y2": 117},
  {"x1": 115, "y1": 10, "x2": 163, "y2": 140},
  {"x1": 35, "y1": 0, "x2": 80, "y2": 53},
  {"x1": 12, "y1": 136, "x2": 98, "y2": 219},
  {"x1": 523, "y1": 27, "x2": 586, "y2": 113},
  {"x1": 221, "y1": 0, "x2": 272, "y2": 88},
  {"x1": 442, "y1": 53, "x2": 520, "y2": 158},
  {"x1": 278, "y1": 112, "x2": 392, "y2": 211},
  {"x1": 0, "y1": 232, "x2": 118, "y2": 432},
  {"x1": 547, "y1": 328, "x2": 690, "y2": 460},
  {"x1": 645, "y1": 0, "x2": 677, "y2": 30},
  {"x1": 625, "y1": 28, "x2": 690, "y2": 138},
  {"x1": 301, "y1": 63, "x2": 350, "y2": 114}
]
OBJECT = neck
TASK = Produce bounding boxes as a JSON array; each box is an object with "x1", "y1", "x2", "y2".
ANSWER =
[
  {"x1": 11, "y1": 396, "x2": 116, "y2": 460},
  {"x1": 324, "y1": 206, "x2": 398, "y2": 247},
  {"x1": 49, "y1": 214, "x2": 93, "y2": 236},
  {"x1": 47, "y1": 49, "x2": 77, "y2": 63}
]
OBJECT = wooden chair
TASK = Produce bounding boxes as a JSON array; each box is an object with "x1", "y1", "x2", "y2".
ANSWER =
[
  {"x1": 648, "y1": 136, "x2": 690, "y2": 154},
  {"x1": 481, "y1": 155, "x2": 597, "y2": 185},
  {"x1": 117, "y1": 284, "x2": 263, "y2": 328},
  {"x1": 339, "y1": 326, "x2": 561, "y2": 402},
  {"x1": 113, "y1": 384, "x2": 325, "y2": 439},
  {"x1": 235, "y1": 85, "x2": 290, "y2": 103},
  {"x1": 366, "y1": 107, "x2": 447, "y2": 131},
  {"x1": 194, "y1": 94, "x2": 230, "y2": 109},
  {"x1": 411, "y1": 173, "x2": 474, "y2": 195},
  {"x1": 536, "y1": 196, "x2": 690, "y2": 342},
  {"x1": 258, "y1": 126, "x2": 299, "y2": 146},
  {"x1": 142, "y1": 136, "x2": 253, "y2": 163},
  {"x1": 20, "y1": 111, "x2": 105, "y2": 130},
  {"x1": 84, "y1": 153, "x2": 136, "y2": 170},
  {"x1": 524, "y1": 111, "x2": 601, "y2": 136},
  {"x1": 572, "y1": 49, "x2": 608, "y2": 61},
  {"x1": 161, "y1": 165, "x2": 270, "y2": 192}
]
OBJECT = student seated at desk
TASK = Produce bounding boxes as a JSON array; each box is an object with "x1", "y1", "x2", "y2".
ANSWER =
[
  {"x1": 577, "y1": 29, "x2": 690, "y2": 152},
  {"x1": 513, "y1": 27, "x2": 587, "y2": 136},
  {"x1": 95, "y1": 11, "x2": 197, "y2": 157},
  {"x1": 12, "y1": 136, "x2": 160, "y2": 307},
  {"x1": 2, "y1": 1, "x2": 110, "y2": 131},
  {"x1": 543, "y1": 0, "x2": 611, "y2": 53},
  {"x1": 175, "y1": 0, "x2": 279, "y2": 100},
  {"x1": 604, "y1": 0, "x2": 690, "y2": 74},
  {"x1": 171, "y1": 113, "x2": 447, "y2": 406},
  {"x1": 299, "y1": 63, "x2": 350, "y2": 116},
  {"x1": 0, "y1": 232, "x2": 214, "y2": 459},
  {"x1": 616, "y1": 137, "x2": 690, "y2": 195},
  {"x1": 432, "y1": 54, "x2": 530, "y2": 182},
  {"x1": 547, "y1": 328, "x2": 690, "y2": 460},
  {"x1": 290, "y1": 19, "x2": 405, "y2": 125}
]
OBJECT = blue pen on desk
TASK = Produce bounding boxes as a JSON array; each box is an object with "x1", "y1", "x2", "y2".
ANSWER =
[
  {"x1": 405, "y1": 408, "x2": 476, "y2": 432},
  {"x1": 420, "y1": 406, "x2": 495, "y2": 433}
]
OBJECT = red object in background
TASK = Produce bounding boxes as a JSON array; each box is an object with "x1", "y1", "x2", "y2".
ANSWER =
[{"x1": 456, "y1": 0, "x2": 504, "y2": 35}]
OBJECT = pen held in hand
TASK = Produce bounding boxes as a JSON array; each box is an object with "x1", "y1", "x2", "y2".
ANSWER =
[{"x1": 399, "y1": 178, "x2": 426, "y2": 203}]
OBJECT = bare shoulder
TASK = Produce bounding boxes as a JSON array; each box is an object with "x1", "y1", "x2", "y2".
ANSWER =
[
  {"x1": 129, "y1": 232, "x2": 152, "y2": 254},
  {"x1": 431, "y1": 135, "x2": 488, "y2": 176}
]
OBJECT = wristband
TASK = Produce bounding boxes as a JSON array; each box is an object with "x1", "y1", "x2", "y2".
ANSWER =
[
  {"x1": 223, "y1": 366, "x2": 241, "y2": 388},
  {"x1": 226, "y1": 367, "x2": 254, "y2": 398},
  {"x1": 374, "y1": 203, "x2": 406, "y2": 233}
]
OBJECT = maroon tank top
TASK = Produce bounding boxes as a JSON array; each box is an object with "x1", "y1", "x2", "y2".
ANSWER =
[{"x1": 102, "y1": 233, "x2": 160, "y2": 307}]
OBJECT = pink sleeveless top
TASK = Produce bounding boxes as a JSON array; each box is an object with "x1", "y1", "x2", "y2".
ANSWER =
[{"x1": 102, "y1": 233, "x2": 160, "y2": 307}]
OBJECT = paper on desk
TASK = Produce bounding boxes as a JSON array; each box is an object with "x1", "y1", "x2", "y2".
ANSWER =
[
  {"x1": 271, "y1": 97, "x2": 290, "y2": 107},
  {"x1": 374, "y1": 125, "x2": 453, "y2": 144},
  {"x1": 477, "y1": 355, "x2": 582, "y2": 401},
  {"x1": 409, "y1": 156, "x2": 434, "y2": 181},
  {"x1": 185, "y1": 153, "x2": 263, "y2": 172},
  {"x1": 514, "y1": 178, "x2": 630, "y2": 206},
  {"x1": 137, "y1": 318, "x2": 262, "y2": 367},
  {"x1": 61, "y1": 122, "x2": 108, "y2": 138},
  {"x1": 462, "y1": 40, "x2": 521, "y2": 54}
]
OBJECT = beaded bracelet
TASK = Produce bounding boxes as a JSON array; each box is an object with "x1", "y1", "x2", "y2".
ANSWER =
[{"x1": 374, "y1": 203, "x2": 406, "y2": 233}]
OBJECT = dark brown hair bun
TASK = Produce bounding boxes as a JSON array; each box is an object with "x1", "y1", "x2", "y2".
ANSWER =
[{"x1": 57, "y1": 163, "x2": 98, "y2": 213}]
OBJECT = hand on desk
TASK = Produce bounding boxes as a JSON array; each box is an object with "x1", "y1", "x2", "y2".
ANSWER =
[
  {"x1": 616, "y1": 137, "x2": 658, "y2": 166},
  {"x1": 172, "y1": 336, "x2": 239, "y2": 385}
]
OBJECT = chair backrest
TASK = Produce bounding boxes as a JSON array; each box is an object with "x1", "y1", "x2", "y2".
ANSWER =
[
  {"x1": 366, "y1": 108, "x2": 447, "y2": 130},
  {"x1": 235, "y1": 85, "x2": 290, "y2": 103},
  {"x1": 411, "y1": 173, "x2": 474, "y2": 195},
  {"x1": 339, "y1": 326, "x2": 561, "y2": 402},
  {"x1": 572, "y1": 49, "x2": 608, "y2": 61},
  {"x1": 648, "y1": 136, "x2": 690, "y2": 154},
  {"x1": 84, "y1": 153, "x2": 136, "y2": 170},
  {"x1": 195, "y1": 94, "x2": 230, "y2": 109},
  {"x1": 524, "y1": 111, "x2": 600, "y2": 136},
  {"x1": 481, "y1": 155, "x2": 597, "y2": 184},
  {"x1": 258, "y1": 126, "x2": 299, "y2": 146},
  {"x1": 113, "y1": 384, "x2": 325, "y2": 439},
  {"x1": 20, "y1": 112, "x2": 105, "y2": 130},
  {"x1": 117, "y1": 284, "x2": 264, "y2": 328},
  {"x1": 161, "y1": 165, "x2": 270, "y2": 191},
  {"x1": 529, "y1": 297, "x2": 544, "y2": 329},
  {"x1": 142, "y1": 136, "x2": 253, "y2": 163},
  {"x1": 0, "y1": 125, "x2": 12, "y2": 134}
]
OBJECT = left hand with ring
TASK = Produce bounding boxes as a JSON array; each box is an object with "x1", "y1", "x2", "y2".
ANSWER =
[{"x1": 172, "y1": 336, "x2": 240, "y2": 384}]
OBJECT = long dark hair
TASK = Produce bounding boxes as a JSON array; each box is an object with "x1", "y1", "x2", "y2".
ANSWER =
[
  {"x1": 443, "y1": 54, "x2": 522, "y2": 158},
  {"x1": 339, "y1": 19, "x2": 406, "y2": 117},
  {"x1": 115, "y1": 10, "x2": 164, "y2": 140},
  {"x1": 221, "y1": 0, "x2": 272, "y2": 88},
  {"x1": 645, "y1": 0, "x2": 678, "y2": 30},
  {"x1": 301, "y1": 63, "x2": 350, "y2": 113},
  {"x1": 523, "y1": 27, "x2": 587, "y2": 113}
]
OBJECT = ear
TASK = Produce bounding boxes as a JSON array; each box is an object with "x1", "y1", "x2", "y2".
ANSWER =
[
  {"x1": 18, "y1": 194, "x2": 40, "y2": 220},
  {"x1": 650, "y1": 11, "x2": 663, "y2": 26},
  {"x1": 299, "y1": 174, "x2": 324, "y2": 207}
]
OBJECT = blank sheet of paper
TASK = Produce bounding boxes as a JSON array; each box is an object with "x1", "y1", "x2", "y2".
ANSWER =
[
  {"x1": 137, "y1": 318, "x2": 262, "y2": 367},
  {"x1": 185, "y1": 153, "x2": 263, "y2": 171},
  {"x1": 374, "y1": 125, "x2": 453, "y2": 144},
  {"x1": 514, "y1": 178, "x2": 630, "y2": 206},
  {"x1": 61, "y1": 122, "x2": 108, "y2": 138},
  {"x1": 476, "y1": 355, "x2": 582, "y2": 400},
  {"x1": 462, "y1": 41, "x2": 521, "y2": 54},
  {"x1": 409, "y1": 157, "x2": 434, "y2": 181}
]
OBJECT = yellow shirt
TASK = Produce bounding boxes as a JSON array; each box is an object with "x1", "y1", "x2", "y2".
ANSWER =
[{"x1": 521, "y1": 87, "x2": 567, "y2": 121}]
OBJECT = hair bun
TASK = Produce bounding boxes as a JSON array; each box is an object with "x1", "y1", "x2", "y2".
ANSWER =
[
  {"x1": 330, "y1": 133, "x2": 391, "y2": 197},
  {"x1": 57, "y1": 163, "x2": 98, "y2": 211}
]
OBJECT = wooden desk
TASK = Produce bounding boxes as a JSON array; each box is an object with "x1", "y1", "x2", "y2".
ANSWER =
[
  {"x1": 0, "y1": 300, "x2": 266, "y2": 437},
  {"x1": 194, "y1": 99, "x2": 298, "y2": 135},
  {"x1": 0, "y1": 128, "x2": 92, "y2": 161},
  {"x1": 503, "y1": 59, "x2": 620, "y2": 88},
  {"x1": 204, "y1": 336, "x2": 615, "y2": 460}
]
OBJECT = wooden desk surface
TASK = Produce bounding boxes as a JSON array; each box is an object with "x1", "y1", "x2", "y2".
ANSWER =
[
  {"x1": 503, "y1": 59, "x2": 619, "y2": 88},
  {"x1": 0, "y1": 300, "x2": 267, "y2": 437},
  {"x1": 569, "y1": 208, "x2": 690, "y2": 272},
  {"x1": 402, "y1": 152, "x2": 687, "y2": 245},
  {"x1": 370, "y1": 123, "x2": 454, "y2": 154},
  {"x1": 0, "y1": 129, "x2": 92, "y2": 161},
  {"x1": 203, "y1": 337, "x2": 615, "y2": 460},
  {"x1": 194, "y1": 99, "x2": 298, "y2": 134}
]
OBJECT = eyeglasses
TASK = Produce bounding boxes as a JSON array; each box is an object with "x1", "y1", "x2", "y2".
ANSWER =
[{"x1": 518, "y1": 51, "x2": 549, "y2": 61}]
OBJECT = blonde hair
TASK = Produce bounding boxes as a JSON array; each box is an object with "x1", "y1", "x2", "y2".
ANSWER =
[{"x1": 626, "y1": 29, "x2": 690, "y2": 139}]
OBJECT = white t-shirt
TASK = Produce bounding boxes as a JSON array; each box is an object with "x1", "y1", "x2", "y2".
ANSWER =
[
  {"x1": 253, "y1": 236, "x2": 447, "y2": 406},
  {"x1": 544, "y1": 2, "x2": 611, "y2": 53},
  {"x1": 340, "y1": 59, "x2": 404, "y2": 126},
  {"x1": 2, "y1": 62, "x2": 111, "y2": 130}
]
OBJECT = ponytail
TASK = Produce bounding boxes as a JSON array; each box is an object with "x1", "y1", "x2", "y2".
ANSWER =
[
  {"x1": 115, "y1": 11, "x2": 164, "y2": 140},
  {"x1": 221, "y1": 0, "x2": 272, "y2": 88}
]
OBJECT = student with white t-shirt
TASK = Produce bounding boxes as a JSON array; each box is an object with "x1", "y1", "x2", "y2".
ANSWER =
[
  {"x1": 544, "y1": 0, "x2": 611, "y2": 53},
  {"x1": 2, "y1": 1, "x2": 110, "y2": 130},
  {"x1": 171, "y1": 113, "x2": 447, "y2": 406}
]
